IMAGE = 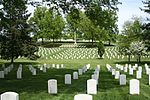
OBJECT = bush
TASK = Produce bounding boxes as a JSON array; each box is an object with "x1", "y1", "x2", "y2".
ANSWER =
[{"x1": 97, "y1": 41, "x2": 105, "y2": 58}]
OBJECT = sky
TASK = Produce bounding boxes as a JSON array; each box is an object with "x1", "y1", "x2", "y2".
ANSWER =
[
  {"x1": 27, "y1": 0, "x2": 149, "y2": 33},
  {"x1": 117, "y1": 0, "x2": 149, "y2": 32}
]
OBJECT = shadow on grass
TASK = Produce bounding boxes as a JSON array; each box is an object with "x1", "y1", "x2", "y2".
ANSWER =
[
  {"x1": 99, "y1": 71, "x2": 120, "y2": 92},
  {"x1": 0, "y1": 64, "x2": 94, "y2": 95}
]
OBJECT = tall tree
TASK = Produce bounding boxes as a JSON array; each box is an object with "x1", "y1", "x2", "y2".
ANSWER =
[
  {"x1": 85, "y1": 3, "x2": 118, "y2": 45},
  {"x1": 0, "y1": 0, "x2": 38, "y2": 63},
  {"x1": 29, "y1": 7, "x2": 47, "y2": 43},
  {"x1": 29, "y1": 7, "x2": 65, "y2": 44},
  {"x1": 142, "y1": 0, "x2": 150, "y2": 51},
  {"x1": 118, "y1": 17, "x2": 143, "y2": 62},
  {"x1": 66, "y1": 7, "x2": 80, "y2": 44}
]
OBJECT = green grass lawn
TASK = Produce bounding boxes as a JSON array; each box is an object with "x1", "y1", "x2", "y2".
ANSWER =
[{"x1": 0, "y1": 52, "x2": 150, "y2": 100}]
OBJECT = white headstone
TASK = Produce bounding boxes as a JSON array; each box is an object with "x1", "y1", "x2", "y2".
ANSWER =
[
  {"x1": 86, "y1": 64, "x2": 90, "y2": 69},
  {"x1": 32, "y1": 69, "x2": 36, "y2": 75},
  {"x1": 65, "y1": 74, "x2": 71, "y2": 84},
  {"x1": 129, "y1": 79, "x2": 140, "y2": 95},
  {"x1": 48, "y1": 79, "x2": 57, "y2": 94},
  {"x1": 112, "y1": 69, "x2": 116, "y2": 75},
  {"x1": 120, "y1": 66, "x2": 124, "y2": 71},
  {"x1": 4, "y1": 68, "x2": 8, "y2": 75},
  {"x1": 43, "y1": 66, "x2": 46, "y2": 73},
  {"x1": 1, "y1": 92, "x2": 19, "y2": 100},
  {"x1": 73, "y1": 72, "x2": 78, "y2": 79},
  {"x1": 61, "y1": 64, "x2": 64, "y2": 68},
  {"x1": 52, "y1": 64, "x2": 55, "y2": 68},
  {"x1": 78, "y1": 69, "x2": 83, "y2": 75},
  {"x1": 91, "y1": 74, "x2": 98, "y2": 85},
  {"x1": 74, "y1": 94, "x2": 92, "y2": 100},
  {"x1": 87, "y1": 79, "x2": 97, "y2": 94},
  {"x1": 138, "y1": 66, "x2": 142, "y2": 72},
  {"x1": 124, "y1": 66, "x2": 128, "y2": 72},
  {"x1": 115, "y1": 71, "x2": 120, "y2": 79},
  {"x1": 149, "y1": 74, "x2": 150, "y2": 85},
  {"x1": 129, "y1": 68, "x2": 134, "y2": 75},
  {"x1": 39, "y1": 65, "x2": 43, "y2": 71},
  {"x1": 120, "y1": 74, "x2": 126, "y2": 85},
  {"x1": 0, "y1": 71, "x2": 4, "y2": 78},
  {"x1": 56, "y1": 64, "x2": 59, "y2": 69},
  {"x1": 17, "y1": 71, "x2": 22, "y2": 79},
  {"x1": 146, "y1": 68, "x2": 150, "y2": 75},
  {"x1": 136, "y1": 71, "x2": 142, "y2": 79}
]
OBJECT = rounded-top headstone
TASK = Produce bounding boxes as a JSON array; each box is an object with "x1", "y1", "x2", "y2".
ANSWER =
[
  {"x1": 129, "y1": 79, "x2": 140, "y2": 95},
  {"x1": 1, "y1": 92, "x2": 19, "y2": 100},
  {"x1": 65, "y1": 74, "x2": 71, "y2": 84},
  {"x1": 74, "y1": 94, "x2": 92, "y2": 100},
  {"x1": 87, "y1": 79, "x2": 97, "y2": 94},
  {"x1": 48, "y1": 79, "x2": 57, "y2": 94},
  {"x1": 73, "y1": 72, "x2": 78, "y2": 79}
]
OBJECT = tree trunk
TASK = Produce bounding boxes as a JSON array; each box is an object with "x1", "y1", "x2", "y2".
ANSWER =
[
  {"x1": 128, "y1": 55, "x2": 131, "y2": 62},
  {"x1": 138, "y1": 55, "x2": 141, "y2": 63},
  {"x1": 11, "y1": 55, "x2": 14, "y2": 64},
  {"x1": 92, "y1": 33, "x2": 94, "y2": 47},
  {"x1": 108, "y1": 40, "x2": 111, "y2": 46}
]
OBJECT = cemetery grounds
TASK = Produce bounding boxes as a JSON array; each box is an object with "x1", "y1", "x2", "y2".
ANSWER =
[{"x1": 0, "y1": 43, "x2": 150, "y2": 100}]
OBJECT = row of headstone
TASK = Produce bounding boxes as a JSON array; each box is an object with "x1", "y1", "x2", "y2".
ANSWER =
[
  {"x1": 91, "y1": 65, "x2": 100, "y2": 84},
  {"x1": 0, "y1": 64, "x2": 14, "y2": 78},
  {"x1": 0, "y1": 92, "x2": 19, "y2": 100},
  {"x1": 106, "y1": 64, "x2": 140, "y2": 95},
  {"x1": 48, "y1": 64, "x2": 90, "y2": 94},
  {"x1": 17, "y1": 64, "x2": 22, "y2": 79},
  {"x1": 87, "y1": 65, "x2": 100, "y2": 95},
  {"x1": 145, "y1": 64, "x2": 150, "y2": 85},
  {"x1": 115, "y1": 64, "x2": 143, "y2": 79},
  {"x1": 28, "y1": 65, "x2": 36, "y2": 75},
  {"x1": 65, "y1": 64, "x2": 90, "y2": 85},
  {"x1": 73, "y1": 65, "x2": 100, "y2": 99},
  {"x1": 37, "y1": 46, "x2": 150, "y2": 60},
  {"x1": 38, "y1": 64, "x2": 64, "y2": 71}
]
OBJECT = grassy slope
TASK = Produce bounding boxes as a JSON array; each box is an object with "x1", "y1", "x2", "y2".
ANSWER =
[{"x1": 0, "y1": 57, "x2": 150, "y2": 100}]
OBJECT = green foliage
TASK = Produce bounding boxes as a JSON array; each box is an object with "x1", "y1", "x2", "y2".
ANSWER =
[
  {"x1": 29, "y1": 7, "x2": 65, "y2": 43},
  {"x1": 37, "y1": 0, "x2": 120, "y2": 13},
  {"x1": 0, "y1": 0, "x2": 38, "y2": 63},
  {"x1": 142, "y1": 0, "x2": 150, "y2": 51},
  {"x1": 119, "y1": 17, "x2": 142, "y2": 53},
  {"x1": 97, "y1": 41, "x2": 105, "y2": 58}
]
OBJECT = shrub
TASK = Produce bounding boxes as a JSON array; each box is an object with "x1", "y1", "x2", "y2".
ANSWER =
[{"x1": 97, "y1": 41, "x2": 105, "y2": 58}]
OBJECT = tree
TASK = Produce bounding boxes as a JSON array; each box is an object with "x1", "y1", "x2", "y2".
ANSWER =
[
  {"x1": 34, "y1": 0, "x2": 120, "y2": 14},
  {"x1": 118, "y1": 17, "x2": 143, "y2": 62},
  {"x1": 0, "y1": 0, "x2": 38, "y2": 63},
  {"x1": 129, "y1": 41, "x2": 147, "y2": 63},
  {"x1": 48, "y1": 10, "x2": 65, "y2": 43},
  {"x1": 28, "y1": 7, "x2": 47, "y2": 43},
  {"x1": 30, "y1": 0, "x2": 120, "y2": 45},
  {"x1": 141, "y1": 0, "x2": 150, "y2": 51},
  {"x1": 85, "y1": 3, "x2": 118, "y2": 45},
  {"x1": 77, "y1": 11, "x2": 100, "y2": 46},
  {"x1": 66, "y1": 7, "x2": 80, "y2": 44},
  {"x1": 97, "y1": 41, "x2": 105, "y2": 58},
  {"x1": 29, "y1": 7, "x2": 65, "y2": 44}
]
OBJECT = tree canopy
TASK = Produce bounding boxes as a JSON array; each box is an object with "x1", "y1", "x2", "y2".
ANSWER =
[{"x1": 0, "y1": 0, "x2": 38, "y2": 63}]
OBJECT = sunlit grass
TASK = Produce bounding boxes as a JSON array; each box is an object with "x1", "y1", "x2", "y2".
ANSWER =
[{"x1": 0, "y1": 48, "x2": 150, "y2": 100}]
